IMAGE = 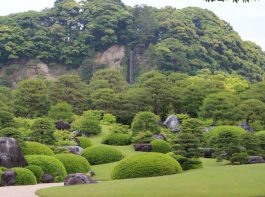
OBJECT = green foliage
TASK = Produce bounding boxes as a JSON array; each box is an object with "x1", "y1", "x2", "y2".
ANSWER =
[
  {"x1": 82, "y1": 146, "x2": 124, "y2": 165},
  {"x1": 111, "y1": 153, "x2": 182, "y2": 180},
  {"x1": 109, "y1": 124, "x2": 130, "y2": 134},
  {"x1": 0, "y1": 127, "x2": 25, "y2": 148},
  {"x1": 22, "y1": 141, "x2": 54, "y2": 156},
  {"x1": 30, "y1": 118, "x2": 56, "y2": 145},
  {"x1": 11, "y1": 167, "x2": 37, "y2": 185},
  {"x1": 25, "y1": 155, "x2": 67, "y2": 182},
  {"x1": 25, "y1": 165, "x2": 44, "y2": 183},
  {"x1": 55, "y1": 154, "x2": 91, "y2": 174},
  {"x1": 13, "y1": 79, "x2": 50, "y2": 118},
  {"x1": 131, "y1": 112, "x2": 160, "y2": 134},
  {"x1": 168, "y1": 153, "x2": 203, "y2": 170},
  {"x1": 131, "y1": 131, "x2": 154, "y2": 144},
  {"x1": 151, "y1": 139, "x2": 172, "y2": 154},
  {"x1": 102, "y1": 133, "x2": 131, "y2": 146},
  {"x1": 102, "y1": 113, "x2": 116, "y2": 124},
  {"x1": 230, "y1": 152, "x2": 249, "y2": 165},
  {"x1": 0, "y1": 110, "x2": 17, "y2": 129},
  {"x1": 77, "y1": 137, "x2": 92, "y2": 149},
  {"x1": 80, "y1": 115, "x2": 102, "y2": 136},
  {"x1": 48, "y1": 102, "x2": 74, "y2": 123},
  {"x1": 241, "y1": 133, "x2": 261, "y2": 155},
  {"x1": 206, "y1": 126, "x2": 246, "y2": 139}
]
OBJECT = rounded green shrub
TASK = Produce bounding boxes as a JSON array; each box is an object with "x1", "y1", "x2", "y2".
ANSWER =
[
  {"x1": 55, "y1": 154, "x2": 91, "y2": 174},
  {"x1": 11, "y1": 167, "x2": 37, "y2": 185},
  {"x1": 151, "y1": 139, "x2": 172, "y2": 154},
  {"x1": 25, "y1": 155, "x2": 67, "y2": 182},
  {"x1": 102, "y1": 133, "x2": 131, "y2": 146},
  {"x1": 111, "y1": 153, "x2": 182, "y2": 180},
  {"x1": 255, "y1": 130, "x2": 265, "y2": 137},
  {"x1": 131, "y1": 112, "x2": 160, "y2": 134},
  {"x1": 231, "y1": 152, "x2": 249, "y2": 164},
  {"x1": 82, "y1": 146, "x2": 124, "y2": 165},
  {"x1": 205, "y1": 126, "x2": 246, "y2": 139},
  {"x1": 77, "y1": 137, "x2": 92, "y2": 149},
  {"x1": 167, "y1": 153, "x2": 203, "y2": 170},
  {"x1": 22, "y1": 141, "x2": 54, "y2": 156},
  {"x1": 25, "y1": 165, "x2": 44, "y2": 183},
  {"x1": 80, "y1": 117, "x2": 102, "y2": 136},
  {"x1": 103, "y1": 113, "x2": 116, "y2": 124}
]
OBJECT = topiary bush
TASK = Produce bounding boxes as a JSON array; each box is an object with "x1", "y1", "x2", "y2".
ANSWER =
[
  {"x1": 102, "y1": 113, "x2": 116, "y2": 124},
  {"x1": 230, "y1": 152, "x2": 249, "y2": 165},
  {"x1": 25, "y1": 155, "x2": 67, "y2": 182},
  {"x1": 205, "y1": 126, "x2": 246, "y2": 139},
  {"x1": 102, "y1": 133, "x2": 131, "y2": 146},
  {"x1": 48, "y1": 102, "x2": 74, "y2": 123},
  {"x1": 25, "y1": 165, "x2": 44, "y2": 183},
  {"x1": 77, "y1": 137, "x2": 92, "y2": 149},
  {"x1": 55, "y1": 154, "x2": 91, "y2": 174},
  {"x1": 80, "y1": 117, "x2": 102, "y2": 136},
  {"x1": 82, "y1": 146, "x2": 124, "y2": 165},
  {"x1": 11, "y1": 167, "x2": 37, "y2": 185},
  {"x1": 111, "y1": 153, "x2": 182, "y2": 180},
  {"x1": 22, "y1": 141, "x2": 54, "y2": 156},
  {"x1": 167, "y1": 153, "x2": 203, "y2": 170},
  {"x1": 131, "y1": 112, "x2": 160, "y2": 134},
  {"x1": 151, "y1": 139, "x2": 172, "y2": 154}
]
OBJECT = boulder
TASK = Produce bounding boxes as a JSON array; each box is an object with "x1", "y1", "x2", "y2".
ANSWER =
[
  {"x1": 239, "y1": 122, "x2": 254, "y2": 133},
  {"x1": 64, "y1": 173, "x2": 97, "y2": 186},
  {"x1": 41, "y1": 174, "x2": 54, "y2": 183},
  {"x1": 72, "y1": 130, "x2": 82, "y2": 138},
  {"x1": 55, "y1": 121, "x2": 71, "y2": 130},
  {"x1": 134, "y1": 144, "x2": 152, "y2": 152},
  {"x1": 0, "y1": 137, "x2": 27, "y2": 168},
  {"x1": 153, "y1": 134, "x2": 167, "y2": 141},
  {"x1": 64, "y1": 146, "x2": 83, "y2": 155},
  {"x1": 163, "y1": 115, "x2": 180, "y2": 132},
  {"x1": 248, "y1": 156, "x2": 265, "y2": 164},
  {"x1": 0, "y1": 170, "x2": 17, "y2": 186}
]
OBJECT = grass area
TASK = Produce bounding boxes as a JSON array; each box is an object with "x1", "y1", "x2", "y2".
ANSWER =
[{"x1": 37, "y1": 160, "x2": 265, "y2": 197}]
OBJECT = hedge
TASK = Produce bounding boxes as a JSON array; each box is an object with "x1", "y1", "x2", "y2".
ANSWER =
[
  {"x1": 22, "y1": 141, "x2": 54, "y2": 156},
  {"x1": 151, "y1": 139, "x2": 172, "y2": 154},
  {"x1": 82, "y1": 146, "x2": 124, "y2": 165},
  {"x1": 55, "y1": 154, "x2": 91, "y2": 174},
  {"x1": 25, "y1": 155, "x2": 67, "y2": 182},
  {"x1": 25, "y1": 165, "x2": 44, "y2": 183},
  {"x1": 102, "y1": 133, "x2": 131, "y2": 146},
  {"x1": 111, "y1": 153, "x2": 182, "y2": 180},
  {"x1": 11, "y1": 167, "x2": 37, "y2": 185}
]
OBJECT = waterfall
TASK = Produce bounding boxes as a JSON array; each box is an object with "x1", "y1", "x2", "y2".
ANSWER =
[{"x1": 128, "y1": 50, "x2": 134, "y2": 84}]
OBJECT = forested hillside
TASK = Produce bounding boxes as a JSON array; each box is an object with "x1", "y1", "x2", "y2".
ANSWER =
[{"x1": 0, "y1": 0, "x2": 265, "y2": 84}]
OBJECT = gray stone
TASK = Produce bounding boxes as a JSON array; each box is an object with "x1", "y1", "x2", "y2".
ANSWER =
[
  {"x1": 0, "y1": 170, "x2": 17, "y2": 186},
  {"x1": 41, "y1": 174, "x2": 54, "y2": 183},
  {"x1": 153, "y1": 134, "x2": 167, "y2": 141},
  {"x1": 163, "y1": 115, "x2": 180, "y2": 132},
  {"x1": 134, "y1": 144, "x2": 152, "y2": 152},
  {"x1": 248, "y1": 156, "x2": 265, "y2": 164},
  {"x1": 239, "y1": 122, "x2": 254, "y2": 133},
  {"x1": 63, "y1": 146, "x2": 83, "y2": 155},
  {"x1": 64, "y1": 173, "x2": 97, "y2": 186},
  {"x1": 72, "y1": 130, "x2": 82, "y2": 137},
  {"x1": 0, "y1": 137, "x2": 27, "y2": 168}
]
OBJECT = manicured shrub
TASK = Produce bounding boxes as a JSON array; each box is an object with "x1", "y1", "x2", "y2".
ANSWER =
[
  {"x1": 103, "y1": 113, "x2": 116, "y2": 124},
  {"x1": 55, "y1": 154, "x2": 91, "y2": 174},
  {"x1": 167, "y1": 153, "x2": 203, "y2": 170},
  {"x1": 80, "y1": 116, "x2": 102, "y2": 136},
  {"x1": 255, "y1": 131, "x2": 265, "y2": 137},
  {"x1": 111, "y1": 153, "x2": 182, "y2": 180},
  {"x1": 205, "y1": 126, "x2": 246, "y2": 139},
  {"x1": 231, "y1": 152, "x2": 249, "y2": 164},
  {"x1": 0, "y1": 110, "x2": 17, "y2": 129},
  {"x1": 11, "y1": 167, "x2": 37, "y2": 185},
  {"x1": 25, "y1": 155, "x2": 67, "y2": 182},
  {"x1": 0, "y1": 127, "x2": 25, "y2": 148},
  {"x1": 30, "y1": 118, "x2": 56, "y2": 145},
  {"x1": 131, "y1": 112, "x2": 160, "y2": 134},
  {"x1": 48, "y1": 102, "x2": 74, "y2": 123},
  {"x1": 82, "y1": 146, "x2": 124, "y2": 165},
  {"x1": 151, "y1": 139, "x2": 172, "y2": 154},
  {"x1": 22, "y1": 141, "x2": 54, "y2": 156},
  {"x1": 25, "y1": 165, "x2": 44, "y2": 183},
  {"x1": 110, "y1": 124, "x2": 130, "y2": 134},
  {"x1": 132, "y1": 131, "x2": 154, "y2": 144},
  {"x1": 102, "y1": 133, "x2": 131, "y2": 146},
  {"x1": 77, "y1": 137, "x2": 92, "y2": 149}
]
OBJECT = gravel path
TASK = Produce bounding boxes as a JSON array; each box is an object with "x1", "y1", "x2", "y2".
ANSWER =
[{"x1": 0, "y1": 183, "x2": 63, "y2": 197}]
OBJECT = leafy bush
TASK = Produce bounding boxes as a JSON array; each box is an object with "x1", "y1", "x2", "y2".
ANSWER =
[
  {"x1": 131, "y1": 112, "x2": 160, "y2": 134},
  {"x1": 48, "y1": 102, "x2": 74, "y2": 123},
  {"x1": 110, "y1": 124, "x2": 130, "y2": 134},
  {"x1": 80, "y1": 116, "x2": 102, "y2": 136},
  {"x1": 82, "y1": 146, "x2": 124, "y2": 165},
  {"x1": 55, "y1": 154, "x2": 91, "y2": 174},
  {"x1": 77, "y1": 137, "x2": 92, "y2": 148},
  {"x1": 151, "y1": 139, "x2": 172, "y2": 154},
  {"x1": 230, "y1": 152, "x2": 249, "y2": 164},
  {"x1": 111, "y1": 153, "x2": 182, "y2": 180},
  {"x1": 132, "y1": 131, "x2": 154, "y2": 144},
  {"x1": 205, "y1": 126, "x2": 246, "y2": 139},
  {"x1": 255, "y1": 131, "x2": 265, "y2": 137},
  {"x1": 11, "y1": 168, "x2": 37, "y2": 185},
  {"x1": 22, "y1": 141, "x2": 54, "y2": 156},
  {"x1": 25, "y1": 155, "x2": 67, "y2": 182},
  {"x1": 103, "y1": 113, "x2": 116, "y2": 124},
  {"x1": 0, "y1": 110, "x2": 17, "y2": 129},
  {"x1": 25, "y1": 165, "x2": 44, "y2": 183},
  {"x1": 102, "y1": 133, "x2": 131, "y2": 146},
  {"x1": 0, "y1": 127, "x2": 25, "y2": 148},
  {"x1": 167, "y1": 153, "x2": 203, "y2": 170},
  {"x1": 30, "y1": 118, "x2": 56, "y2": 145}
]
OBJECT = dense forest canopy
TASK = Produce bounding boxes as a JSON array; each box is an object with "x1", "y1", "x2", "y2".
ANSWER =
[{"x1": 0, "y1": 0, "x2": 264, "y2": 83}]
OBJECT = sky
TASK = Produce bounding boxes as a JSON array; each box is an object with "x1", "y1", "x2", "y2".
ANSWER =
[{"x1": 0, "y1": 0, "x2": 264, "y2": 50}]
